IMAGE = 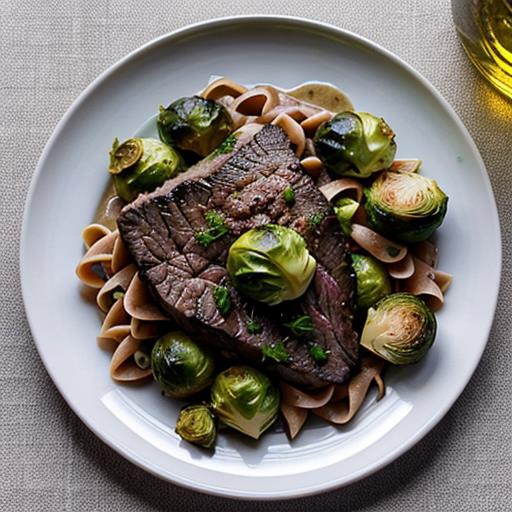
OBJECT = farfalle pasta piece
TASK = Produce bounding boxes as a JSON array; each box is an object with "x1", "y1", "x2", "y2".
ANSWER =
[
  {"x1": 96, "y1": 263, "x2": 137, "y2": 313},
  {"x1": 280, "y1": 402, "x2": 308, "y2": 440},
  {"x1": 387, "y1": 253, "x2": 415, "y2": 279},
  {"x1": 280, "y1": 382, "x2": 334, "y2": 409},
  {"x1": 402, "y1": 256, "x2": 444, "y2": 310}
]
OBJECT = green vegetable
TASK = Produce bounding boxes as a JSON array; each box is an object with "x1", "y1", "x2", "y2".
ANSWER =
[
  {"x1": 308, "y1": 211, "x2": 325, "y2": 228},
  {"x1": 151, "y1": 331, "x2": 215, "y2": 398},
  {"x1": 110, "y1": 137, "x2": 184, "y2": 202},
  {"x1": 351, "y1": 254, "x2": 392, "y2": 310},
  {"x1": 134, "y1": 350, "x2": 150, "y2": 370},
  {"x1": 364, "y1": 170, "x2": 448, "y2": 243},
  {"x1": 284, "y1": 315, "x2": 313, "y2": 337},
  {"x1": 227, "y1": 225, "x2": 317, "y2": 306},
  {"x1": 334, "y1": 197, "x2": 360, "y2": 235},
  {"x1": 282, "y1": 186, "x2": 295, "y2": 206},
  {"x1": 175, "y1": 404, "x2": 216, "y2": 449},
  {"x1": 261, "y1": 341, "x2": 289, "y2": 363},
  {"x1": 247, "y1": 320, "x2": 263, "y2": 334},
  {"x1": 361, "y1": 293, "x2": 437, "y2": 365},
  {"x1": 157, "y1": 96, "x2": 233, "y2": 157},
  {"x1": 313, "y1": 112, "x2": 396, "y2": 177},
  {"x1": 213, "y1": 285, "x2": 231, "y2": 316},
  {"x1": 211, "y1": 133, "x2": 238, "y2": 156},
  {"x1": 210, "y1": 365, "x2": 280, "y2": 439},
  {"x1": 308, "y1": 344, "x2": 329, "y2": 364},
  {"x1": 112, "y1": 290, "x2": 125, "y2": 301},
  {"x1": 195, "y1": 210, "x2": 229, "y2": 247}
]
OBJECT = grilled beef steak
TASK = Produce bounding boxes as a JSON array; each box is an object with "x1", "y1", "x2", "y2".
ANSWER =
[{"x1": 118, "y1": 125, "x2": 358, "y2": 388}]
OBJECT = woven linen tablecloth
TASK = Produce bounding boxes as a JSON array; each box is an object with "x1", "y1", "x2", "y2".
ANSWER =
[{"x1": 1, "y1": 0, "x2": 511, "y2": 510}]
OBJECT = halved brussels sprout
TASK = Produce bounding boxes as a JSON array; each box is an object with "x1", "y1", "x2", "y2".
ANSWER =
[
  {"x1": 226, "y1": 224, "x2": 317, "y2": 306},
  {"x1": 361, "y1": 293, "x2": 436, "y2": 365},
  {"x1": 151, "y1": 331, "x2": 215, "y2": 398},
  {"x1": 364, "y1": 170, "x2": 448, "y2": 243},
  {"x1": 210, "y1": 365, "x2": 279, "y2": 439},
  {"x1": 313, "y1": 112, "x2": 397, "y2": 178},
  {"x1": 351, "y1": 254, "x2": 392, "y2": 310},
  {"x1": 110, "y1": 137, "x2": 184, "y2": 202},
  {"x1": 175, "y1": 404, "x2": 217, "y2": 449},
  {"x1": 157, "y1": 96, "x2": 233, "y2": 157}
]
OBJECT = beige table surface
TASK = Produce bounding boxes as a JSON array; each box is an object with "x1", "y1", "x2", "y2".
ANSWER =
[{"x1": 1, "y1": 0, "x2": 511, "y2": 510}]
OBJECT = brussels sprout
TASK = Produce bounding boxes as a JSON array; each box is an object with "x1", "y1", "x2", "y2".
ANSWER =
[
  {"x1": 157, "y1": 96, "x2": 233, "y2": 157},
  {"x1": 110, "y1": 137, "x2": 184, "y2": 202},
  {"x1": 175, "y1": 404, "x2": 217, "y2": 449},
  {"x1": 210, "y1": 366, "x2": 280, "y2": 439},
  {"x1": 361, "y1": 293, "x2": 436, "y2": 365},
  {"x1": 334, "y1": 197, "x2": 360, "y2": 235},
  {"x1": 151, "y1": 331, "x2": 215, "y2": 398},
  {"x1": 351, "y1": 254, "x2": 392, "y2": 309},
  {"x1": 313, "y1": 111, "x2": 397, "y2": 177},
  {"x1": 226, "y1": 225, "x2": 317, "y2": 306},
  {"x1": 364, "y1": 170, "x2": 448, "y2": 243}
]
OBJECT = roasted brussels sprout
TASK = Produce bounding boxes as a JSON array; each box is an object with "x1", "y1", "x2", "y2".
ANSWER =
[
  {"x1": 151, "y1": 331, "x2": 215, "y2": 398},
  {"x1": 313, "y1": 112, "x2": 396, "y2": 178},
  {"x1": 361, "y1": 293, "x2": 436, "y2": 365},
  {"x1": 351, "y1": 254, "x2": 392, "y2": 310},
  {"x1": 157, "y1": 96, "x2": 233, "y2": 157},
  {"x1": 210, "y1": 366, "x2": 280, "y2": 439},
  {"x1": 334, "y1": 197, "x2": 360, "y2": 235},
  {"x1": 226, "y1": 224, "x2": 317, "y2": 306},
  {"x1": 364, "y1": 170, "x2": 448, "y2": 243},
  {"x1": 175, "y1": 404, "x2": 217, "y2": 449},
  {"x1": 109, "y1": 137, "x2": 184, "y2": 202}
]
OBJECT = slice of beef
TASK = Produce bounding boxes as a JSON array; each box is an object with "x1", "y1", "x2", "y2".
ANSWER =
[{"x1": 118, "y1": 125, "x2": 358, "y2": 388}]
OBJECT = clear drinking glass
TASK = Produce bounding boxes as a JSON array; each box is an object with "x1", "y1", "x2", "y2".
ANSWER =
[{"x1": 452, "y1": 0, "x2": 512, "y2": 98}]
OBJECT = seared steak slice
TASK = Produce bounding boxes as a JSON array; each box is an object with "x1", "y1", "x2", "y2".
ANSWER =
[{"x1": 118, "y1": 125, "x2": 358, "y2": 388}]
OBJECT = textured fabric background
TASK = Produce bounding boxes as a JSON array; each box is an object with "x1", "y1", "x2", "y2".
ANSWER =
[{"x1": 1, "y1": 0, "x2": 511, "y2": 510}]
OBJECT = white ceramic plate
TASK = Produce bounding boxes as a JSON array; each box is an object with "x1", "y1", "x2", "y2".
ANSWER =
[{"x1": 21, "y1": 16, "x2": 501, "y2": 499}]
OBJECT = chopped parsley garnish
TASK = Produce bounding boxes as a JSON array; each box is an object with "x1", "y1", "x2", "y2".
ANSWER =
[
  {"x1": 112, "y1": 290, "x2": 125, "y2": 301},
  {"x1": 308, "y1": 344, "x2": 329, "y2": 364},
  {"x1": 247, "y1": 320, "x2": 263, "y2": 335},
  {"x1": 282, "y1": 186, "x2": 295, "y2": 206},
  {"x1": 261, "y1": 341, "x2": 289, "y2": 363},
  {"x1": 213, "y1": 285, "x2": 231, "y2": 315},
  {"x1": 284, "y1": 315, "x2": 314, "y2": 337},
  {"x1": 195, "y1": 210, "x2": 229, "y2": 247},
  {"x1": 308, "y1": 211, "x2": 325, "y2": 228},
  {"x1": 210, "y1": 133, "x2": 238, "y2": 157}
]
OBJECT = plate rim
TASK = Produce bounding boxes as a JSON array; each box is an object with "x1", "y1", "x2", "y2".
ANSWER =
[{"x1": 20, "y1": 14, "x2": 502, "y2": 500}]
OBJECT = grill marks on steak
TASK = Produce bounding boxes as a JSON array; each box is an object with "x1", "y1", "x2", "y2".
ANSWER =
[{"x1": 118, "y1": 125, "x2": 358, "y2": 388}]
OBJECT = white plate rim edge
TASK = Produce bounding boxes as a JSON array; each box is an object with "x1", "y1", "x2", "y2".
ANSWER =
[{"x1": 19, "y1": 15, "x2": 502, "y2": 500}]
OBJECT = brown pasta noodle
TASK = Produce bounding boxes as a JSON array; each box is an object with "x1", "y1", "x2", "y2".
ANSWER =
[
  {"x1": 96, "y1": 263, "x2": 137, "y2": 313},
  {"x1": 311, "y1": 356, "x2": 386, "y2": 424},
  {"x1": 110, "y1": 335, "x2": 153, "y2": 382},
  {"x1": 111, "y1": 235, "x2": 132, "y2": 274},
  {"x1": 387, "y1": 253, "x2": 415, "y2": 279},
  {"x1": 100, "y1": 297, "x2": 130, "y2": 335},
  {"x1": 300, "y1": 156, "x2": 324, "y2": 179},
  {"x1": 319, "y1": 178, "x2": 364, "y2": 203},
  {"x1": 412, "y1": 240, "x2": 439, "y2": 268},
  {"x1": 131, "y1": 317, "x2": 170, "y2": 340},
  {"x1": 300, "y1": 110, "x2": 333, "y2": 135},
  {"x1": 402, "y1": 256, "x2": 444, "y2": 310},
  {"x1": 201, "y1": 77, "x2": 248, "y2": 100},
  {"x1": 124, "y1": 272, "x2": 169, "y2": 321},
  {"x1": 433, "y1": 269, "x2": 453, "y2": 293},
  {"x1": 280, "y1": 402, "x2": 308, "y2": 440},
  {"x1": 350, "y1": 224, "x2": 407, "y2": 263},
  {"x1": 81, "y1": 223, "x2": 111, "y2": 249},
  {"x1": 231, "y1": 87, "x2": 280, "y2": 116},
  {"x1": 271, "y1": 113, "x2": 306, "y2": 156},
  {"x1": 280, "y1": 382, "x2": 335, "y2": 409}
]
